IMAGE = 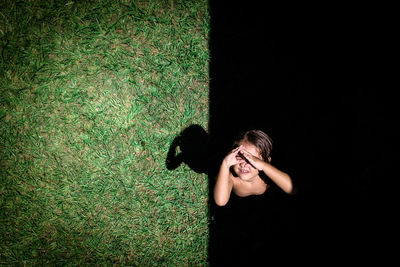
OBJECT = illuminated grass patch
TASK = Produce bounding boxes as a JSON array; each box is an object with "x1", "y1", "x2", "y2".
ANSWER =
[{"x1": 0, "y1": 1, "x2": 210, "y2": 265}]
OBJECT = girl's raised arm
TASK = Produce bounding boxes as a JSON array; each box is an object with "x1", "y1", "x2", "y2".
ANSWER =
[{"x1": 213, "y1": 146, "x2": 242, "y2": 206}]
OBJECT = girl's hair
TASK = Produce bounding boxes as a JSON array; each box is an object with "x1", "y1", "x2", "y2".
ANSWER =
[{"x1": 233, "y1": 129, "x2": 273, "y2": 162}]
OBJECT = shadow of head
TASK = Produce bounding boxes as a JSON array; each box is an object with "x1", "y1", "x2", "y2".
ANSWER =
[{"x1": 166, "y1": 124, "x2": 209, "y2": 174}]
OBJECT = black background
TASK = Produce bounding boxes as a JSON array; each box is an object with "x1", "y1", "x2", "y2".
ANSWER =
[{"x1": 206, "y1": 1, "x2": 394, "y2": 265}]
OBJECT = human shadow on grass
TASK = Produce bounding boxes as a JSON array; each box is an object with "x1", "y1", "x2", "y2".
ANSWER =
[{"x1": 166, "y1": 124, "x2": 211, "y2": 175}]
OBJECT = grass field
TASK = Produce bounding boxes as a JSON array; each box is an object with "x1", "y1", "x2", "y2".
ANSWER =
[{"x1": 0, "y1": 0, "x2": 210, "y2": 265}]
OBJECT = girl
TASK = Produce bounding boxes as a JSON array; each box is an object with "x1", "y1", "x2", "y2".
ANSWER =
[{"x1": 213, "y1": 129, "x2": 294, "y2": 206}]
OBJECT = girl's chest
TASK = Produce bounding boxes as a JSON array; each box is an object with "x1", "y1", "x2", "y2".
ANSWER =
[{"x1": 232, "y1": 178, "x2": 267, "y2": 197}]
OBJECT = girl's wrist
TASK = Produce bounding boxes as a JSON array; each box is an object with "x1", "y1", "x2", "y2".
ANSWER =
[
  {"x1": 222, "y1": 160, "x2": 231, "y2": 169},
  {"x1": 259, "y1": 161, "x2": 268, "y2": 171}
]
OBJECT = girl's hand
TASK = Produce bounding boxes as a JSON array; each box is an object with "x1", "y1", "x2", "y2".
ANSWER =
[
  {"x1": 239, "y1": 149, "x2": 265, "y2": 171},
  {"x1": 222, "y1": 145, "x2": 244, "y2": 168}
]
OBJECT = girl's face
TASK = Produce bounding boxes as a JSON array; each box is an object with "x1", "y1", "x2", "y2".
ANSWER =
[{"x1": 232, "y1": 141, "x2": 262, "y2": 181}]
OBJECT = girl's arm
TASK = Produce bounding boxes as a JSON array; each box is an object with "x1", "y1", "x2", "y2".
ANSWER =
[
  {"x1": 213, "y1": 146, "x2": 242, "y2": 206},
  {"x1": 240, "y1": 150, "x2": 294, "y2": 194},
  {"x1": 213, "y1": 162, "x2": 234, "y2": 206},
  {"x1": 260, "y1": 162, "x2": 293, "y2": 194}
]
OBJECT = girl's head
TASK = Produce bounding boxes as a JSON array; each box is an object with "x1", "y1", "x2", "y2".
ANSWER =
[
  {"x1": 233, "y1": 129, "x2": 273, "y2": 163},
  {"x1": 230, "y1": 129, "x2": 273, "y2": 183}
]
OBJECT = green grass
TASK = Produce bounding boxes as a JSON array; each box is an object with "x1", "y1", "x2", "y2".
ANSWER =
[{"x1": 0, "y1": 0, "x2": 210, "y2": 265}]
